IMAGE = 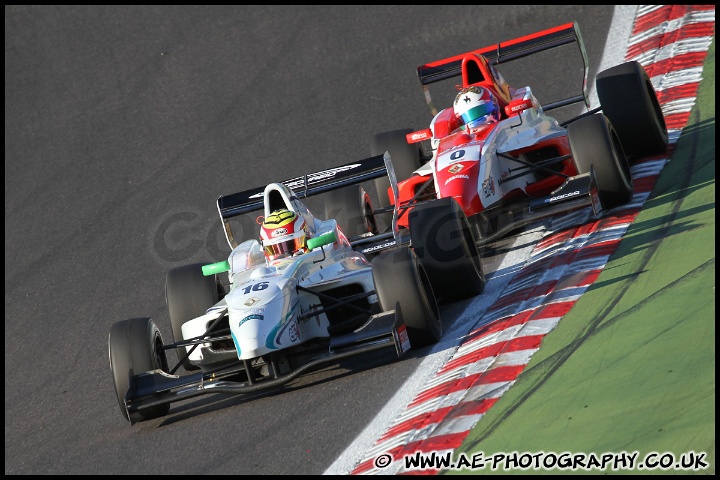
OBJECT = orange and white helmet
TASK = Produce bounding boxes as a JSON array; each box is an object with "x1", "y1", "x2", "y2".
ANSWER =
[
  {"x1": 260, "y1": 209, "x2": 308, "y2": 260},
  {"x1": 453, "y1": 85, "x2": 500, "y2": 130}
]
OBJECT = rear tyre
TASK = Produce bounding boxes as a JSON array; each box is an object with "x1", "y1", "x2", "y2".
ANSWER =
[
  {"x1": 408, "y1": 197, "x2": 485, "y2": 303},
  {"x1": 372, "y1": 248, "x2": 441, "y2": 348},
  {"x1": 596, "y1": 61, "x2": 668, "y2": 158},
  {"x1": 108, "y1": 317, "x2": 170, "y2": 422},
  {"x1": 568, "y1": 113, "x2": 633, "y2": 210},
  {"x1": 323, "y1": 185, "x2": 378, "y2": 239},
  {"x1": 371, "y1": 129, "x2": 423, "y2": 220},
  {"x1": 166, "y1": 263, "x2": 220, "y2": 371}
]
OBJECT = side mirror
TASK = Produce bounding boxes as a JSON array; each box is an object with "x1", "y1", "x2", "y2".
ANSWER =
[
  {"x1": 306, "y1": 231, "x2": 337, "y2": 251},
  {"x1": 406, "y1": 128, "x2": 432, "y2": 144},
  {"x1": 505, "y1": 98, "x2": 534, "y2": 117},
  {"x1": 202, "y1": 260, "x2": 230, "y2": 276}
]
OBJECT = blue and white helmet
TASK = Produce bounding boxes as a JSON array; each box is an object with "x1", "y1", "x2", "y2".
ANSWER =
[{"x1": 453, "y1": 86, "x2": 500, "y2": 130}]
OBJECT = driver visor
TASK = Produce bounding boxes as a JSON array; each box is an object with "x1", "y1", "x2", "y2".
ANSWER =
[
  {"x1": 460, "y1": 102, "x2": 494, "y2": 124},
  {"x1": 263, "y1": 235, "x2": 306, "y2": 260}
]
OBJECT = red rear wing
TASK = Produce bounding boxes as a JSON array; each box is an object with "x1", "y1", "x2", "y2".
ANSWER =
[{"x1": 416, "y1": 22, "x2": 589, "y2": 115}]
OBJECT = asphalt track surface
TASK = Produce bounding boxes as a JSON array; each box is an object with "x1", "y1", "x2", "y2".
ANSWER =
[{"x1": 5, "y1": 5, "x2": 714, "y2": 475}]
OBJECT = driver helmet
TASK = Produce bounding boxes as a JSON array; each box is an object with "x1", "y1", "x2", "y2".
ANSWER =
[
  {"x1": 453, "y1": 85, "x2": 500, "y2": 130},
  {"x1": 260, "y1": 209, "x2": 308, "y2": 260}
]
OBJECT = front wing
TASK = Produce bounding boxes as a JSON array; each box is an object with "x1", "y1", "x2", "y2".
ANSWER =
[
  {"x1": 121, "y1": 305, "x2": 410, "y2": 424},
  {"x1": 470, "y1": 169, "x2": 603, "y2": 245}
]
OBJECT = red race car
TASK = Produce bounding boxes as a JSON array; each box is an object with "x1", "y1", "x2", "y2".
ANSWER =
[
  {"x1": 370, "y1": 22, "x2": 668, "y2": 247},
  {"x1": 319, "y1": 23, "x2": 667, "y2": 304}
]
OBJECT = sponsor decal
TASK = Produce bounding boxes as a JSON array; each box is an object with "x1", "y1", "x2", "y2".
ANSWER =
[
  {"x1": 361, "y1": 241, "x2": 396, "y2": 254},
  {"x1": 410, "y1": 131, "x2": 430, "y2": 141},
  {"x1": 448, "y1": 164, "x2": 464, "y2": 174},
  {"x1": 275, "y1": 317, "x2": 300, "y2": 345},
  {"x1": 274, "y1": 301, "x2": 300, "y2": 346},
  {"x1": 482, "y1": 175, "x2": 495, "y2": 197},
  {"x1": 286, "y1": 165, "x2": 361, "y2": 190},
  {"x1": 244, "y1": 296, "x2": 261, "y2": 306},
  {"x1": 238, "y1": 313, "x2": 263, "y2": 328},
  {"x1": 444, "y1": 174, "x2": 469, "y2": 186},
  {"x1": 271, "y1": 227, "x2": 288, "y2": 237},
  {"x1": 396, "y1": 324, "x2": 411, "y2": 354},
  {"x1": 505, "y1": 98, "x2": 534, "y2": 116},
  {"x1": 249, "y1": 165, "x2": 362, "y2": 199},
  {"x1": 289, "y1": 322, "x2": 299, "y2": 342},
  {"x1": 547, "y1": 190, "x2": 580, "y2": 203}
]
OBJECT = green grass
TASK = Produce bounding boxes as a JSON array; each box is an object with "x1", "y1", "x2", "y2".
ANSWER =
[{"x1": 447, "y1": 39, "x2": 715, "y2": 475}]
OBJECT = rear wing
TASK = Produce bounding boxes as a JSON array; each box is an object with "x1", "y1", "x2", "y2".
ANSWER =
[
  {"x1": 216, "y1": 153, "x2": 401, "y2": 249},
  {"x1": 417, "y1": 22, "x2": 589, "y2": 115}
]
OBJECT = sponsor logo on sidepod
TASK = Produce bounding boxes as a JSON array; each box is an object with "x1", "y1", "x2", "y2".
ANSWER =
[
  {"x1": 482, "y1": 175, "x2": 495, "y2": 197},
  {"x1": 276, "y1": 316, "x2": 300, "y2": 345}
]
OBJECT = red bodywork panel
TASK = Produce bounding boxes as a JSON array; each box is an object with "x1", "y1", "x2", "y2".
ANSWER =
[
  {"x1": 392, "y1": 132, "x2": 577, "y2": 230},
  {"x1": 394, "y1": 23, "x2": 589, "y2": 231}
]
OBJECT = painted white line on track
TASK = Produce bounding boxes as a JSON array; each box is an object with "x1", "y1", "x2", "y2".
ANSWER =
[{"x1": 323, "y1": 225, "x2": 549, "y2": 475}]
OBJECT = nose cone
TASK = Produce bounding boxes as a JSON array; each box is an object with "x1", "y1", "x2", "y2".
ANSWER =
[
  {"x1": 225, "y1": 278, "x2": 280, "y2": 310},
  {"x1": 226, "y1": 280, "x2": 283, "y2": 359},
  {"x1": 233, "y1": 315, "x2": 269, "y2": 359},
  {"x1": 436, "y1": 161, "x2": 482, "y2": 215}
]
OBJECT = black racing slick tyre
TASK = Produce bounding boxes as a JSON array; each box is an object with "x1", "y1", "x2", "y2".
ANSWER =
[
  {"x1": 596, "y1": 60, "x2": 668, "y2": 158},
  {"x1": 371, "y1": 129, "x2": 423, "y2": 211},
  {"x1": 568, "y1": 113, "x2": 633, "y2": 210},
  {"x1": 166, "y1": 263, "x2": 220, "y2": 371},
  {"x1": 372, "y1": 248, "x2": 441, "y2": 348},
  {"x1": 323, "y1": 185, "x2": 378, "y2": 239},
  {"x1": 408, "y1": 197, "x2": 485, "y2": 303},
  {"x1": 108, "y1": 317, "x2": 170, "y2": 423}
]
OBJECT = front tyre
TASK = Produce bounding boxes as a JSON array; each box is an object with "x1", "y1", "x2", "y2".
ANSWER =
[
  {"x1": 108, "y1": 317, "x2": 170, "y2": 422},
  {"x1": 596, "y1": 61, "x2": 668, "y2": 158},
  {"x1": 372, "y1": 248, "x2": 441, "y2": 348},
  {"x1": 166, "y1": 263, "x2": 220, "y2": 371},
  {"x1": 408, "y1": 197, "x2": 485, "y2": 303},
  {"x1": 568, "y1": 113, "x2": 633, "y2": 210}
]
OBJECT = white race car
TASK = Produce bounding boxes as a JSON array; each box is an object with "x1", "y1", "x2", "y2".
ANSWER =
[{"x1": 108, "y1": 154, "x2": 482, "y2": 424}]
